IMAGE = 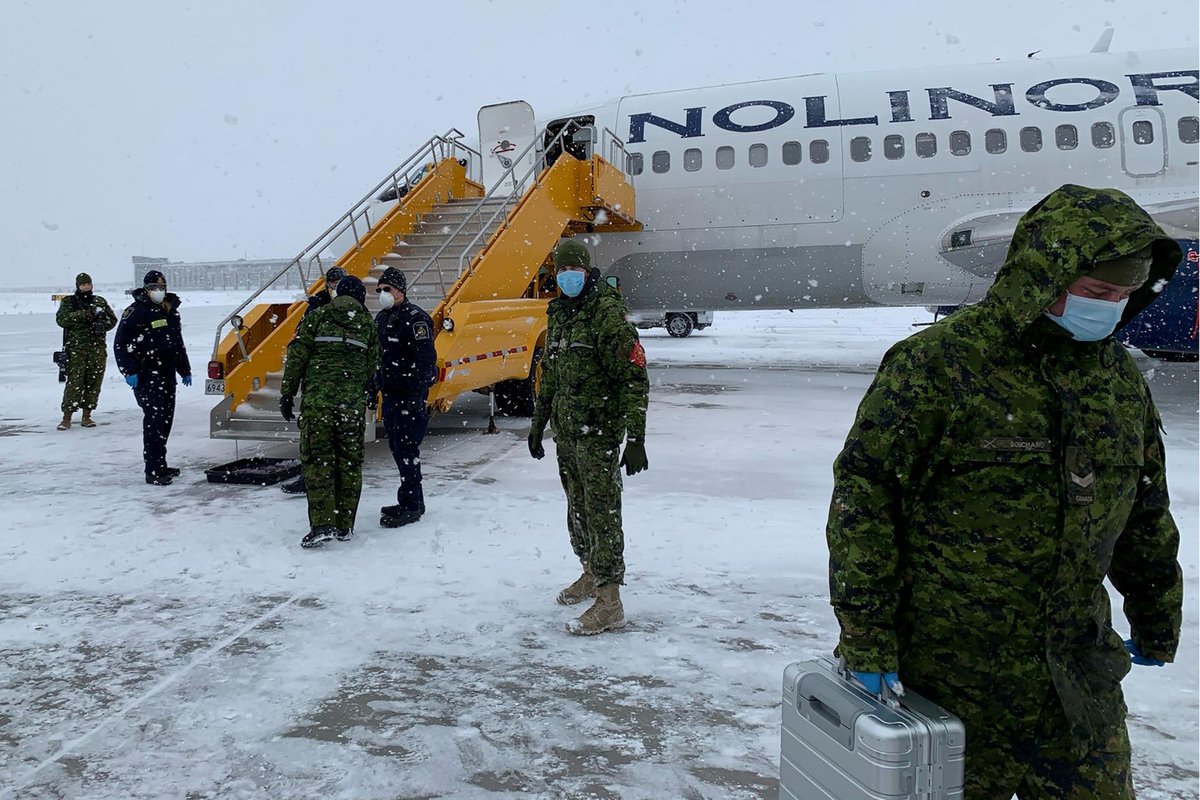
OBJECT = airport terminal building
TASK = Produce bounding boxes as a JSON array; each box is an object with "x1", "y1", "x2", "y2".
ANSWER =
[{"x1": 131, "y1": 256, "x2": 291, "y2": 291}]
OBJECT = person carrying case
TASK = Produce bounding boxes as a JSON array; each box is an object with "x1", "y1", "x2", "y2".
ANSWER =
[{"x1": 780, "y1": 658, "x2": 965, "y2": 799}]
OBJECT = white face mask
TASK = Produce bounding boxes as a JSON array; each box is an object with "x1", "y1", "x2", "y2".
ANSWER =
[
  {"x1": 378, "y1": 290, "x2": 395, "y2": 309},
  {"x1": 148, "y1": 288, "x2": 166, "y2": 304}
]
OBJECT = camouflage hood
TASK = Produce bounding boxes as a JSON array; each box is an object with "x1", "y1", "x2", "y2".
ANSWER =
[{"x1": 984, "y1": 184, "x2": 1181, "y2": 335}]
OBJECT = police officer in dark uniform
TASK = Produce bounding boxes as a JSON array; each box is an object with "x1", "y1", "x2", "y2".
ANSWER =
[
  {"x1": 280, "y1": 264, "x2": 349, "y2": 496},
  {"x1": 114, "y1": 270, "x2": 192, "y2": 485},
  {"x1": 374, "y1": 266, "x2": 438, "y2": 527}
]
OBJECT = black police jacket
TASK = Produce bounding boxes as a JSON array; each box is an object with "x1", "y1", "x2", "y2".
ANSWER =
[
  {"x1": 304, "y1": 289, "x2": 331, "y2": 318},
  {"x1": 375, "y1": 300, "x2": 437, "y2": 398},
  {"x1": 114, "y1": 290, "x2": 192, "y2": 378}
]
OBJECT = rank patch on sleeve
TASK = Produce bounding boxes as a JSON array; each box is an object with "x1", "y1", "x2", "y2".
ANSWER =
[
  {"x1": 413, "y1": 321, "x2": 431, "y2": 341},
  {"x1": 629, "y1": 341, "x2": 646, "y2": 368}
]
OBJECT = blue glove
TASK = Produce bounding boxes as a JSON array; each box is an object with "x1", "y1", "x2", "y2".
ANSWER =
[
  {"x1": 125, "y1": 374, "x2": 138, "y2": 389},
  {"x1": 181, "y1": 374, "x2": 192, "y2": 387},
  {"x1": 851, "y1": 671, "x2": 904, "y2": 696},
  {"x1": 1124, "y1": 639, "x2": 1165, "y2": 667}
]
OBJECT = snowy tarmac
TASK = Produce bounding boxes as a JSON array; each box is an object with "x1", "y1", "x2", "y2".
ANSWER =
[{"x1": 0, "y1": 293, "x2": 1196, "y2": 799}]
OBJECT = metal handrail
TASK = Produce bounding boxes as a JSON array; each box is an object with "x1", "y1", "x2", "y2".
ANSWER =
[
  {"x1": 210, "y1": 129, "x2": 478, "y2": 361},
  {"x1": 409, "y1": 122, "x2": 633, "y2": 301}
]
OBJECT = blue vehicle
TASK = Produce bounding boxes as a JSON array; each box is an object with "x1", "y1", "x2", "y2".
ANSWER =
[{"x1": 1117, "y1": 240, "x2": 1199, "y2": 362}]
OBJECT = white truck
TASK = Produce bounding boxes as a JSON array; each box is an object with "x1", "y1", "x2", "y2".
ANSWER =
[{"x1": 627, "y1": 309, "x2": 714, "y2": 338}]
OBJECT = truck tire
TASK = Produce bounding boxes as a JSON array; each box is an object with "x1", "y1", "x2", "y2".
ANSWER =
[
  {"x1": 666, "y1": 313, "x2": 695, "y2": 338},
  {"x1": 492, "y1": 346, "x2": 543, "y2": 416}
]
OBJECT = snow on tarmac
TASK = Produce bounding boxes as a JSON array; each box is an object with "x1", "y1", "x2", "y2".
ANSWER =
[{"x1": 0, "y1": 291, "x2": 1195, "y2": 799}]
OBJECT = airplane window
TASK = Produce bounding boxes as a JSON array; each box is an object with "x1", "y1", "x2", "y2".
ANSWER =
[
  {"x1": 684, "y1": 148, "x2": 703, "y2": 172},
  {"x1": 627, "y1": 153, "x2": 644, "y2": 175},
  {"x1": 749, "y1": 143, "x2": 769, "y2": 167},
  {"x1": 809, "y1": 140, "x2": 830, "y2": 164},
  {"x1": 1055, "y1": 125, "x2": 1078, "y2": 150},
  {"x1": 1132, "y1": 121, "x2": 1154, "y2": 145},
  {"x1": 1091, "y1": 122, "x2": 1115, "y2": 149},
  {"x1": 716, "y1": 146, "x2": 735, "y2": 169},
  {"x1": 652, "y1": 150, "x2": 671, "y2": 173},
  {"x1": 782, "y1": 141, "x2": 802, "y2": 165},
  {"x1": 950, "y1": 131, "x2": 971, "y2": 156},
  {"x1": 884, "y1": 135, "x2": 904, "y2": 160},
  {"x1": 1020, "y1": 127, "x2": 1043, "y2": 153},
  {"x1": 850, "y1": 137, "x2": 872, "y2": 162},
  {"x1": 985, "y1": 128, "x2": 1007, "y2": 154},
  {"x1": 915, "y1": 132, "x2": 937, "y2": 158},
  {"x1": 1181, "y1": 116, "x2": 1200, "y2": 144}
]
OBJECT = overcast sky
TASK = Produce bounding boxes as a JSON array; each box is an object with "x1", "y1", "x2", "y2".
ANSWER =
[{"x1": 1, "y1": 0, "x2": 1196, "y2": 287}]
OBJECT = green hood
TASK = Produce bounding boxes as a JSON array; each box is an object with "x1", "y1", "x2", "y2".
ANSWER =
[{"x1": 984, "y1": 184, "x2": 1181, "y2": 334}]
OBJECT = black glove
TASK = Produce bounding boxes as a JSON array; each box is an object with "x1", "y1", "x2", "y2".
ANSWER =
[
  {"x1": 279, "y1": 395, "x2": 295, "y2": 422},
  {"x1": 528, "y1": 425, "x2": 545, "y2": 459},
  {"x1": 619, "y1": 439, "x2": 648, "y2": 476}
]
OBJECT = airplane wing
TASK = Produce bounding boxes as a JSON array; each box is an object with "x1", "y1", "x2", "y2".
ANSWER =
[{"x1": 937, "y1": 197, "x2": 1196, "y2": 281}]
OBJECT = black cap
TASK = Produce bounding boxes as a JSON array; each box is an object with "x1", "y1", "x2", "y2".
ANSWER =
[
  {"x1": 143, "y1": 269, "x2": 167, "y2": 286},
  {"x1": 325, "y1": 266, "x2": 348, "y2": 285},
  {"x1": 336, "y1": 275, "x2": 367, "y2": 305},
  {"x1": 378, "y1": 266, "x2": 407, "y2": 293}
]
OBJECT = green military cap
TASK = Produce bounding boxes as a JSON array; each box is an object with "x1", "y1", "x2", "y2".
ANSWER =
[
  {"x1": 553, "y1": 240, "x2": 590, "y2": 269},
  {"x1": 76, "y1": 272, "x2": 92, "y2": 287},
  {"x1": 1087, "y1": 246, "x2": 1152, "y2": 287}
]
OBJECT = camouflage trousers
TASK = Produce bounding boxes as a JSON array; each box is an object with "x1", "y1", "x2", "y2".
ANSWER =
[
  {"x1": 555, "y1": 436, "x2": 625, "y2": 586},
  {"x1": 914, "y1": 679, "x2": 1133, "y2": 800},
  {"x1": 299, "y1": 404, "x2": 365, "y2": 531},
  {"x1": 61, "y1": 346, "x2": 107, "y2": 413}
]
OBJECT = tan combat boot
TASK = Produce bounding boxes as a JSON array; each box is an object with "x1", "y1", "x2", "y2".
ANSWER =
[
  {"x1": 80, "y1": 409, "x2": 96, "y2": 428},
  {"x1": 57, "y1": 412, "x2": 72, "y2": 431},
  {"x1": 566, "y1": 583, "x2": 626, "y2": 636},
  {"x1": 556, "y1": 564, "x2": 595, "y2": 606}
]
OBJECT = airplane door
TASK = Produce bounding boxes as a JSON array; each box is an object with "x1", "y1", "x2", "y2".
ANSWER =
[
  {"x1": 1118, "y1": 106, "x2": 1167, "y2": 177},
  {"x1": 478, "y1": 101, "x2": 537, "y2": 190}
]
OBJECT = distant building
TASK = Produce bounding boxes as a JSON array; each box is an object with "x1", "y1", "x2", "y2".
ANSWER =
[{"x1": 131, "y1": 255, "x2": 295, "y2": 291}]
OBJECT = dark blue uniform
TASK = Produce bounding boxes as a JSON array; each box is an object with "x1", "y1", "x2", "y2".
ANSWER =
[
  {"x1": 376, "y1": 299, "x2": 438, "y2": 516},
  {"x1": 114, "y1": 290, "x2": 191, "y2": 481}
]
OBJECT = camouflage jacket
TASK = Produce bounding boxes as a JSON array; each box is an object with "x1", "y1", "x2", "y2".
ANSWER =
[
  {"x1": 827, "y1": 185, "x2": 1183, "y2": 746},
  {"x1": 281, "y1": 295, "x2": 380, "y2": 410},
  {"x1": 57, "y1": 291, "x2": 117, "y2": 354},
  {"x1": 532, "y1": 280, "x2": 649, "y2": 443}
]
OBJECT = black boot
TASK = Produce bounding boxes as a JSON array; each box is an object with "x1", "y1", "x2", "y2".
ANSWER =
[
  {"x1": 281, "y1": 475, "x2": 307, "y2": 495},
  {"x1": 301, "y1": 525, "x2": 337, "y2": 548},
  {"x1": 164, "y1": 467, "x2": 181, "y2": 478},
  {"x1": 145, "y1": 473, "x2": 173, "y2": 486},
  {"x1": 380, "y1": 505, "x2": 422, "y2": 528}
]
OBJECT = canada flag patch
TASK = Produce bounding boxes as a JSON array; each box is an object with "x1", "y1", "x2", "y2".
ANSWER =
[{"x1": 629, "y1": 341, "x2": 647, "y2": 368}]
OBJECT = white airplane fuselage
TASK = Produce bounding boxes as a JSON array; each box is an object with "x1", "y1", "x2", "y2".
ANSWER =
[{"x1": 523, "y1": 49, "x2": 1198, "y2": 311}]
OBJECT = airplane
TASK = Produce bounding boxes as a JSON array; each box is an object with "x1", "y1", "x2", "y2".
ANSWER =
[
  {"x1": 481, "y1": 41, "x2": 1198, "y2": 314},
  {"x1": 208, "y1": 38, "x2": 1198, "y2": 440}
]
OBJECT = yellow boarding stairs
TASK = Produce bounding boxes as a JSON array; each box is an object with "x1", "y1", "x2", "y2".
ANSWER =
[{"x1": 208, "y1": 122, "x2": 640, "y2": 441}]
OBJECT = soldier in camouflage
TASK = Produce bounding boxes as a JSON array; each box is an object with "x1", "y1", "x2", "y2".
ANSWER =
[
  {"x1": 280, "y1": 265, "x2": 349, "y2": 496},
  {"x1": 529, "y1": 240, "x2": 650, "y2": 635},
  {"x1": 280, "y1": 275, "x2": 381, "y2": 549},
  {"x1": 827, "y1": 185, "x2": 1183, "y2": 799},
  {"x1": 56, "y1": 272, "x2": 118, "y2": 430}
]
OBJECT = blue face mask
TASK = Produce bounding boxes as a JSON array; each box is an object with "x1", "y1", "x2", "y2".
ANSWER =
[
  {"x1": 1045, "y1": 293, "x2": 1129, "y2": 341},
  {"x1": 557, "y1": 270, "x2": 586, "y2": 298}
]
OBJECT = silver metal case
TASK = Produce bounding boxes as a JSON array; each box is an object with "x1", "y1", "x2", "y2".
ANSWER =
[{"x1": 780, "y1": 658, "x2": 966, "y2": 799}]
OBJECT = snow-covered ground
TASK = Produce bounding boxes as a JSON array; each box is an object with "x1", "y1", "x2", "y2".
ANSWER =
[{"x1": 0, "y1": 293, "x2": 1195, "y2": 799}]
